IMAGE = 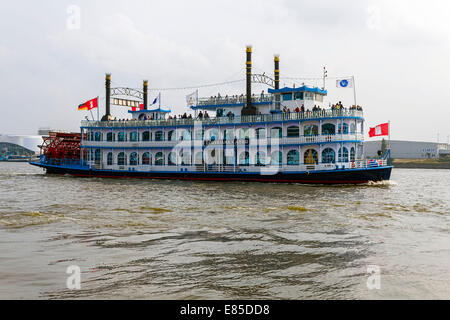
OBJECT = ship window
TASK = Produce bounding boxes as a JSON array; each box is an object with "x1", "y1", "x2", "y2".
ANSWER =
[
  {"x1": 322, "y1": 123, "x2": 335, "y2": 135},
  {"x1": 282, "y1": 93, "x2": 292, "y2": 101},
  {"x1": 239, "y1": 128, "x2": 250, "y2": 139},
  {"x1": 106, "y1": 132, "x2": 115, "y2": 142},
  {"x1": 117, "y1": 152, "x2": 126, "y2": 165},
  {"x1": 180, "y1": 129, "x2": 191, "y2": 141},
  {"x1": 94, "y1": 132, "x2": 102, "y2": 141},
  {"x1": 168, "y1": 130, "x2": 175, "y2": 141},
  {"x1": 155, "y1": 131, "x2": 164, "y2": 141},
  {"x1": 142, "y1": 131, "x2": 150, "y2": 141},
  {"x1": 322, "y1": 148, "x2": 335, "y2": 164},
  {"x1": 314, "y1": 94, "x2": 323, "y2": 102},
  {"x1": 155, "y1": 152, "x2": 164, "y2": 165},
  {"x1": 350, "y1": 123, "x2": 356, "y2": 134},
  {"x1": 271, "y1": 127, "x2": 282, "y2": 138},
  {"x1": 304, "y1": 149, "x2": 318, "y2": 164},
  {"x1": 129, "y1": 132, "x2": 138, "y2": 142},
  {"x1": 287, "y1": 150, "x2": 299, "y2": 165},
  {"x1": 224, "y1": 149, "x2": 234, "y2": 165},
  {"x1": 304, "y1": 92, "x2": 314, "y2": 100},
  {"x1": 255, "y1": 128, "x2": 266, "y2": 139},
  {"x1": 107, "y1": 152, "x2": 113, "y2": 165},
  {"x1": 256, "y1": 151, "x2": 266, "y2": 166},
  {"x1": 239, "y1": 151, "x2": 249, "y2": 166},
  {"x1": 271, "y1": 150, "x2": 282, "y2": 165},
  {"x1": 304, "y1": 125, "x2": 318, "y2": 136},
  {"x1": 208, "y1": 129, "x2": 219, "y2": 141},
  {"x1": 94, "y1": 149, "x2": 101, "y2": 164},
  {"x1": 142, "y1": 152, "x2": 151, "y2": 165},
  {"x1": 338, "y1": 123, "x2": 349, "y2": 134},
  {"x1": 287, "y1": 126, "x2": 299, "y2": 138},
  {"x1": 168, "y1": 152, "x2": 177, "y2": 166},
  {"x1": 338, "y1": 147, "x2": 349, "y2": 163},
  {"x1": 129, "y1": 152, "x2": 138, "y2": 165},
  {"x1": 118, "y1": 132, "x2": 126, "y2": 142},
  {"x1": 350, "y1": 147, "x2": 356, "y2": 162},
  {"x1": 224, "y1": 129, "x2": 234, "y2": 140},
  {"x1": 294, "y1": 92, "x2": 304, "y2": 100}
]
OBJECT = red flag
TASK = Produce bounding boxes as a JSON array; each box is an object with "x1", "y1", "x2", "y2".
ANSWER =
[
  {"x1": 78, "y1": 97, "x2": 98, "y2": 111},
  {"x1": 369, "y1": 123, "x2": 389, "y2": 137},
  {"x1": 131, "y1": 106, "x2": 137, "y2": 111},
  {"x1": 139, "y1": 103, "x2": 144, "y2": 110}
]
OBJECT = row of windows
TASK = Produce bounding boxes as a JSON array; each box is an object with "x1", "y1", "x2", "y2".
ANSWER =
[
  {"x1": 93, "y1": 147, "x2": 356, "y2": 166},
  {"x1": 86, "y1": 123, "x2": 359, "y2": 142},
  {"x1": 282, "y1": 92, "x2": 324, "y2": 102}
]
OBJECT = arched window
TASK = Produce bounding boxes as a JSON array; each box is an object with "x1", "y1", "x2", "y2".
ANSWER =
[
  {"x1": 168, "y1": 152, "x2": 177, "y2": 165},
  {"x1": 304, "y1": 149, "x2": 318, "y2": 164},
  {"x1": 94, "y1": 149, "x2": 101, "y2": 164},
  {"x1": 129, "y1": 152, "x2": 138, "y2": 165},
  {"x1": 256, "y1": 151, "x2": 266, "y2": 165},
  {"x1": 338, "y1": 147, "x2": 349, "y2": 162},
  {"x1": 179, "y1": 129, "x2": 191, "y2": 141},
  {"x1": 322, "y1": 123, "x2": 335, "y2": 135},
  {"x1": 117, "y1": 152, "x2": 126, "y2": 165},
  {"x1": 240, "y1": 128, "x2": 250, "y2": 139},
  {"x1": 155, "y1": 152, "x2": 164, "y2": 165},
  {"x1": 350, "y1": 147, "x2": 356, "y2": 162},
  {"x1": 208, "y1": 129, "x2": 219, "y2": 141},
  {"x1": 94, "y1": 132, "x2": 102, "y2": 141},
  {"x1": 118, "y1": 132, "x2": 126, "y2": 142},
  {"x1": 142, "y1": 131, "x2": 150, "y2": 141},
  {"x1": 107, "y1": 152, "x2": 113, "y2": 165},
  {"x1": 106, "y1": 132, "x2": 114, "y2": 142},
  {"x1": 129, "y1": 132, "x2": 138, "y2": 142},
  {"x1": 287, "y1": 126, "x2": 300, "y2": 138},
  {"x1": 271, "y1": 150, "x2": 282, "y2": 165},
  {"x1": 239, "y1": 151, "x2": 249, "y2": 166},
  {"x1": 322, "y1": 148, "x2": 336, "y2": 164},
  {"x1": 142, "y1": 152, "x2": 151, "y2": 165},
  {"x1": 338, "y1": 147, "x2": 348, "y2": 162},
  {"x1": 304, "y1": 125, "x2": 318, "y2": 136},
  {"x1": 338, "y1": 123, "x2": 349, "y2": 134},
  {"x1": 255, "y1": 128, "x2": 266, "y2": 139},
  {"x1": 168, "y1": 130, "x2": 175, "y2": 141},
  {"x1": 155, "y1": 131, "x2": 164, "y2": 141},
  {"x1": 287, "y1": 150, "x2": 299, "y2": 165},
  {"x1": 224, "y1": 129, "x2": 234, "y2": 140},
  {"x1": 271, "y1": 127, "x2": 282, "y2": 138}
]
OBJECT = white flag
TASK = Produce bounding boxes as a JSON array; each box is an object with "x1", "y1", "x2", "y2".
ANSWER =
[
  {"x1": 186, "y1": 90, "x2": 198, "y2": 108},
  {"x1": 336, "y1": 78, "x2": 353, "y2": 88}
]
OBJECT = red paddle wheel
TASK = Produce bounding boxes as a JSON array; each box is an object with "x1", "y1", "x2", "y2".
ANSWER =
[{"x1": 39, "y1": 132, "x2": 82, "y2": 161}]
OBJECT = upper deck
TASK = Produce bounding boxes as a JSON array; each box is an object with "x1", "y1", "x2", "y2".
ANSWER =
[{"x1": 81, "y1": 108, "x2": 363, "y2": 129}]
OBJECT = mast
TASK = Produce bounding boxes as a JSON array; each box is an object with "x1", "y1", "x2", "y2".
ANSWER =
[
  {"x1": 101, "y1": 73, "x2": 111, "y2": 121},
  {"x1": 274, "y1": 54, "x2": 280, "y2": 110},
  {"x1": 241, "y1": 45, "x2": 257, "y2": 116}
]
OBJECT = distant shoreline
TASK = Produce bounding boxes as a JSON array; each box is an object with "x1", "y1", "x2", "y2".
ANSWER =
[{"x1": 392, "y1": 159, "x2": 450, "y2": 169}]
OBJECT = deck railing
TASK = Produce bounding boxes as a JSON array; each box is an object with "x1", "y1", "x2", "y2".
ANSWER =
[{"x1": 81, "y1": 109, "x2": 363, "y2": 128}]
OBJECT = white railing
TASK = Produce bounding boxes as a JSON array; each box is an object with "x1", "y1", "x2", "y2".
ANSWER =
[{"x1": 81, "y1": 109, "x2": 363, "y2": 128}]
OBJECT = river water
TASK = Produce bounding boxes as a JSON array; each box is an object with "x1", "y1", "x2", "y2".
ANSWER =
[{"x1": 0, "y1": 162, "x2": 449, "y2": 299}]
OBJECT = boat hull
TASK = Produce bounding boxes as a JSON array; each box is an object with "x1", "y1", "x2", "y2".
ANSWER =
[{"x1": 30, "y1": 162, "x2": 392, "y2": 184}]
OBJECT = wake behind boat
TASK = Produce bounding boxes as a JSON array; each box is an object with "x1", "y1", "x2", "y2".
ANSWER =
[{"x1": 30, "y1": 46, "x2": 392, "y2": 184}]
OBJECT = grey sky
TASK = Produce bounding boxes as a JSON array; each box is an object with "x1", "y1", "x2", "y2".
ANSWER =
[{"x1": 1, "y1": 0, "x2": 449, "y2": 142}]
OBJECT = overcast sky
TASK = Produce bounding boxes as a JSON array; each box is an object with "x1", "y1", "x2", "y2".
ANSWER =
[{"x1": 1, "y1": 0, "x2": 449, "y2": 142}]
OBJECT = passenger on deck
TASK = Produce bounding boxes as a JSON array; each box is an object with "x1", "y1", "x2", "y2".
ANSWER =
[
  {"x1": 198, "y1": 111, "x2": 203, "y2": 119},
  {"x1": 301, "y1": 104, "x2": 305, "y2": 113},
  {"x1": 204, "y1": 111, "x2": 210, "y2": 118},
  {"x1": 295, "y1": 106, "x2": 300, "y2": 112}
]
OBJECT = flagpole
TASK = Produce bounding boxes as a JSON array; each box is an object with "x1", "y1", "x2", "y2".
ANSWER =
[
  {"x1": 352, "y1": 76, "x2": 357, "y2": 108},
  {"x1": 89, "y1": 109, "x2": 94, "y2": 121},
  {"x1": 97, "y1": 96, "x2": 99, "y2": 121}
]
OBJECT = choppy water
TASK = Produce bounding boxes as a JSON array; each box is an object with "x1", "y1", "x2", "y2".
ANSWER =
[{"x1": 0, "y1": 162, "x2": 449, "y2": 299}]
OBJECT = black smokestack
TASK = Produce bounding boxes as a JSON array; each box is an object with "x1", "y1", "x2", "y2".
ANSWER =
[
  {"x1": 241, "y1": 46, "x2": 257, "y2": 116},
  {"x1": 246, "y1": 45, "x2": 252, "y2": 108},
  {"x1": 143, "y1": 80, "x2": 148, "y2": 110},
  {"x1": 274, "y1": 55, "x2": 280, "y2": 110},
  {"x1": 101, "y1": 73, "x2": 111, "y2": 121}
]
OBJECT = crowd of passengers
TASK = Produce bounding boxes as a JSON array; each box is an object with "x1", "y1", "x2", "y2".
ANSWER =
[{"x1": 95, "y1": 100, "x2": 363, "y2": 122}]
